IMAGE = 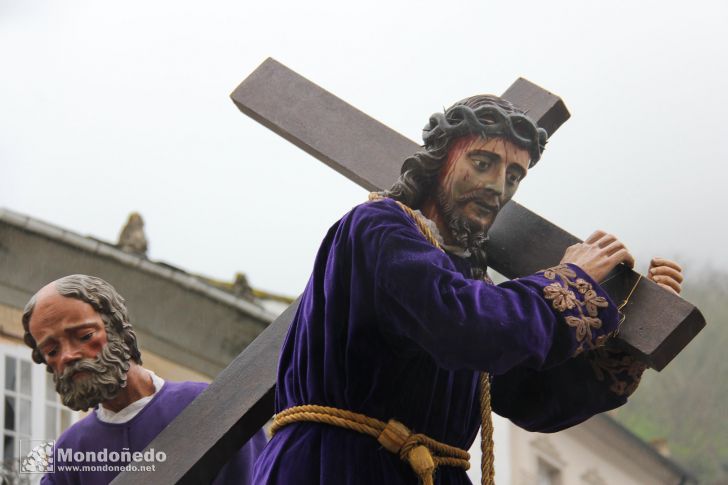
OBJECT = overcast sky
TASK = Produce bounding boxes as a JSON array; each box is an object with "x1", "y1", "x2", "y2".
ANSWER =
[{"x1": 1, "y1": 0, "x2": 726, "y2": 296}]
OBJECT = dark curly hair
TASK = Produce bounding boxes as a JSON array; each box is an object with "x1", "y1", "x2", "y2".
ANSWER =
[
  {"x1": 22, "y1": 275, "x2": 143, "y2": 369},
  {"x1": 383, "y1": 94, "x2": 548, "y2": 209}
]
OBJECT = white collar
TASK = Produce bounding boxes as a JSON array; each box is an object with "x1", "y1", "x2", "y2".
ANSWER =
[{"x1": 96, "y1": 369, "x2": 165, "y2": 424}]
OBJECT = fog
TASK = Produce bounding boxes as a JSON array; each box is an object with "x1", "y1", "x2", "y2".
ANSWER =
[{"x1": 1, "y1": 0, "x2": 725, "y2": 295}]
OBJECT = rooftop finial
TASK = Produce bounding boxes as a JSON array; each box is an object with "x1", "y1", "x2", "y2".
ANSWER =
[{"x1": 117, "y1": 212, "x2": 148, "y2": 256}]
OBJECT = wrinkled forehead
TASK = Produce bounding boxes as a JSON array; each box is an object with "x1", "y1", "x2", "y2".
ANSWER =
[{"x1": 29, "y1": 288, "x2": 100, "y2": 332}]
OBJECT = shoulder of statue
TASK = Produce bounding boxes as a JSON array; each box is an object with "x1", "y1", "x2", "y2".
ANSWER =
[
  {"x1": 367, "y1": 193, "x2": 443, "y2": 251},
  {"x1": 348, "y1": 194, "x2": 411, "y2": 224},
  {"x1": 162, "y1": 380, "x2": 208, "y2": 398}
]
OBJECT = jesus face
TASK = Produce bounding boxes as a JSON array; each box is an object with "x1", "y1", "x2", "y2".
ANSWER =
[{"x1": 436, "y1": 135, "x2": 531, "y2": 240}]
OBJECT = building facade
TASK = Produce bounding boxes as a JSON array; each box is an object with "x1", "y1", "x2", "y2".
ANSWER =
[{"x1": 466, "y1": 414, "x2": 695, "y2": 485}]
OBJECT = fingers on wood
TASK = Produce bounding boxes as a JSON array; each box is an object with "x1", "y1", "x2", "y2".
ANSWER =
[
  {"x1": 654, "y1": 277, "x2": 681, "y2": 294},
  {"x1": 609, "y1": 248, "x2": 635, "y2": 268},
  {"x1": 601, "y1": 239, "x2": 626, "y2": 256},
  {"x1": 597, "y1": 233, "x2": 617, "y2": 249},
  {"x1": 649, "y1": 266, "x2": 684, "y2": 283},
  {"x1": 585, "y1": 230, "x2": 606, "y2": 244},
  {"x1": 650, "y1": 257, "x2": 683, "y2": 272}
]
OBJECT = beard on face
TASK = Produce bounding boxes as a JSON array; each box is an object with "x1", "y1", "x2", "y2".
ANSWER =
[
  {"x1": 436, "y1": 186, "x2": 493, "y2": 280},
  {"x1": 53, "y1": 327, "x2": 132, "y2": 411}
]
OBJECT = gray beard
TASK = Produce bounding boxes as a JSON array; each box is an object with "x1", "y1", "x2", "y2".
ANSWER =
[
  {"x1": 53, "y1": 329, "x2": 131, "y2": 411},
  {"x1": 437, "y1": 187, "x2": 489, "y2": 280}
]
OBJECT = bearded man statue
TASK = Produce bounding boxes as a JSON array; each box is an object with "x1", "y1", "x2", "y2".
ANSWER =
[{"x1": 23, "y1": 274, "x2": 266, "y2": 485}]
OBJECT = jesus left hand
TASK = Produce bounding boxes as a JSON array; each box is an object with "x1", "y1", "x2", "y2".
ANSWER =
[{"x1": 648, "y1": 257, "x2": 683, "y2": 295}]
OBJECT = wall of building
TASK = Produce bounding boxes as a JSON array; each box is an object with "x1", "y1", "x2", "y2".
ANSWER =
[
  {"x1": 0, "y1": 302, "x2": 211, "y2": 383},
  {"x1": 0, "y1": 217, "x2": 274, "y2": 378},
  {"x1": 466, "y1": 406, "x2": 689, "y2": 485},
  {"x1": 508, "y1": 416, "x2": 686, "y2": 485},
  {"x1": 0, "y1": 304, "x2": 23, "y2": 342}
]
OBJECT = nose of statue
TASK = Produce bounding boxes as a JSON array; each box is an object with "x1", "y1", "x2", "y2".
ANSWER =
[
  {"x1": 58, "y1": 344, "x2": 82, "y2": 373},
  {"x1": 484, "y1": 172, "x2": 505, "y2": 197}
]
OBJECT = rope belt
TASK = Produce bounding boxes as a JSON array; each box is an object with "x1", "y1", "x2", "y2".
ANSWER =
[{"x1": 271, "y1": 405, "x2": 470, "y2": 485}]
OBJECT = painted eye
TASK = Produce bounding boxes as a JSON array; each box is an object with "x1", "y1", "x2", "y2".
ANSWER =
[
  {"x1": 507, "y1": 173, "x2": 521, "y2": 185},
  {"x1": 46, "y1": 348, "x2": 58, "y2": 358},
  {"x1": 80, "y1": 332, "x2": 94, "y2": 342},
  {"x1": 474, "y1": 159, "x2": 491, "y2": 170}
]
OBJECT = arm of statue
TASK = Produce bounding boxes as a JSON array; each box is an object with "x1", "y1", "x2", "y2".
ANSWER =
[
  {"x1": 489, "y1": 350, "x2": 645, "y2": 432},
  {"x1": 490, "y1": 257, "x2": 683, "y2": 433},
  {"x1": 363, "y1": 200, "x2": 623, "y2": 374}
]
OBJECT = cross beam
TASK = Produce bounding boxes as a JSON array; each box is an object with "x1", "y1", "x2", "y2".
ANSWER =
[
  {"x1": 112, "y1": 58, "x2": 705, "y2": 484},
  {"x1": 230, "y1": 58, "x2": 705, "y2": 369}
]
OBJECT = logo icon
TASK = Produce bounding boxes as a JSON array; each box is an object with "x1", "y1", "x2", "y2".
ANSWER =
[{"x1": 19, "y1": 440, "x2": 54, "y2": 474}]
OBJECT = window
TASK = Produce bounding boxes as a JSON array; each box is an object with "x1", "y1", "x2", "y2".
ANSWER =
[
  {"x1": 0, "y1": 344, "x2": 79, "y2": 466},
  {"x1": 44, "y1": 373, "x2": 73, "y2": 440},
  {"x1": 2, "y1": 355, "x2": 33, "y2": 468}
]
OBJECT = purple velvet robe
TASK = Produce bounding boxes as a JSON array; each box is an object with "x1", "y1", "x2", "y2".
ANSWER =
[
  {"x1": 42, "y1": 381, "x2": 267, "y2": 485},
  {"x1": 253, "y1": 198, "x2": 643, "y2": 484}
]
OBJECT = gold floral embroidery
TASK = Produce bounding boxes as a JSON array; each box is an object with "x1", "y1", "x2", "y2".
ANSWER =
[
  {"x1": 544, "y1": 283, "x2": 578, "y2": 311},
  {"x1": 586, "y1": 348, "x2": 647, "y2": 396},
  {"x1": 540, "y1": 264, "x2": 610, "y2": 356},
  {"x1": 543, "y1": 265, "x2": 576, "y2": 280},
  {"x1": 574, "y1": 278, "x2": 591, "y2": 294},
  {"x1": 583, "y1": 290, "x2": 608, "y2": 317},
  {"x1": 565, "y1": 315, "x2": 602, "y2": 342}
]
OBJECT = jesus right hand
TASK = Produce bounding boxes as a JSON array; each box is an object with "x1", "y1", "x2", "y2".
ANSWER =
[{"x1": 559, "y1": 230, "x2": 635, "y2": 283}]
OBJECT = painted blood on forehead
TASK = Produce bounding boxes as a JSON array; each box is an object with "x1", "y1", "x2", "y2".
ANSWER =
[{"x1": 438, "y1": 135, "x2": 481, "y2": 186}]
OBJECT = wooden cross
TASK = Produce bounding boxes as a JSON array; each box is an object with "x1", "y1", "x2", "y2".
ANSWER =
[{"x1": 112, "y1": 58, "x2": 705, "y2": 484}]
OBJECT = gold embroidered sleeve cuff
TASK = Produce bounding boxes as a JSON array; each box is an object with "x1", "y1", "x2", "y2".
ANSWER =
[
  {"x1": 539, "y1": 264, "x2": 620, "y2": 357},
  {"x1": 585, "y1": 348, "x2": 647, "y2": 396}
]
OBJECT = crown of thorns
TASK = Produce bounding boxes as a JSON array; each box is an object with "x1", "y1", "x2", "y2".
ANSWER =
[{"x1": 423, "y1": 103, "x2": 549, "y2": 167}]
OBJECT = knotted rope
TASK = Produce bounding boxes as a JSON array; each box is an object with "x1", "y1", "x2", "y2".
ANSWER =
[{"x1": 272, "y1": 405, "x2": 470, "y2": 485}]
